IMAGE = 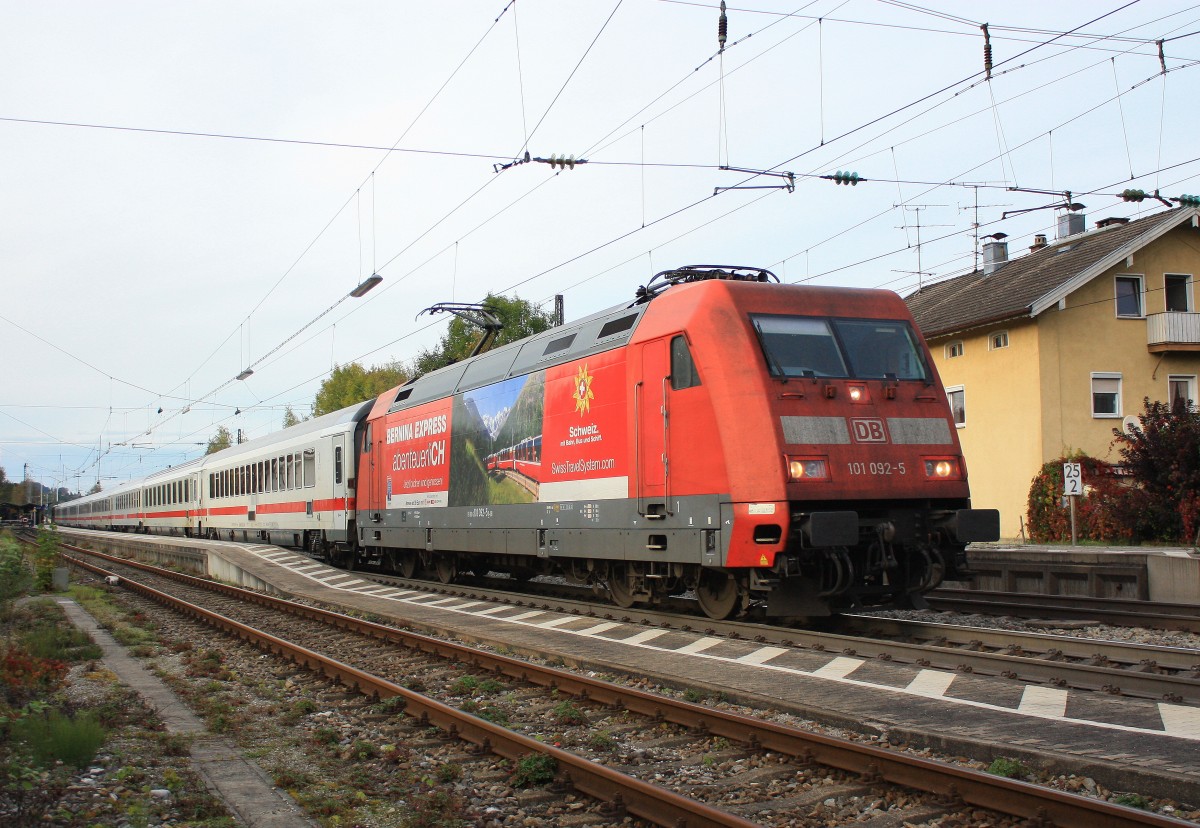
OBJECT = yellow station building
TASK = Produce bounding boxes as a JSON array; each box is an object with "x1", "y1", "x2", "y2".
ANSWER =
[{"x1": 906, "y1": 207, "x2": 1200, "y2": 539}]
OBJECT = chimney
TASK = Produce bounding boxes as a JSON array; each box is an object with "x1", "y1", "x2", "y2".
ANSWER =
[
  {"x1": 1096, "y1": 216, "x2": 1130, "y2": 229},
  {"x1": 1057, "y1": 209, "x2": 1085, "y2": 239},
  {"x1": 982, "y1": 233, "x2": 1008, "y2": 275},
  {"x1": 1029, "y1": 234, "x2": 1048, "y2": 253}
]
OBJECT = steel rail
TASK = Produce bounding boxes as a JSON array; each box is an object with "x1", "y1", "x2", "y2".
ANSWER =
[
  {"x1": 53, "y1": 532, "x2": 1200, "y2": 701},
  {"x1": 929, "y1": 589, "x2": 1200, "y2": 634},
  {"x1": 63, "y1": 547, "x2": 1194, "y2": 828},
  {"x1": 65, "y1": 554, "x2": 756, "y2": 828}
]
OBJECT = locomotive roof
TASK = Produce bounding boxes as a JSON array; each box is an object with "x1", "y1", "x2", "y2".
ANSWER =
[{"x1": 383, "y1": 299, "x2": 651, "y2": 414}]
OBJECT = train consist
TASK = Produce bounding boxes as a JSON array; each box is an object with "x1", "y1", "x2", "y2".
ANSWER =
[{"x1": 55, "y1": 266, "x2": 998, "y2": 619}]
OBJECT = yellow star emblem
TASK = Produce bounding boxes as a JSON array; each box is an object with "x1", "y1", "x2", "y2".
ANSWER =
[{"x1": 572, "y1": 364, "x2": 594, "y2": 415}]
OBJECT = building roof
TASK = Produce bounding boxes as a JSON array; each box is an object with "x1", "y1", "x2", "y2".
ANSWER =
[{"x1": 905, "y1": 208, "x2": 1199, "y2": 338}]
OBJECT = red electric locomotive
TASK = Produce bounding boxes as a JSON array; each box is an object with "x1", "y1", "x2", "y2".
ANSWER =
[{"x1": 353, "y1": 266, "x2": 997, "y2": 619}]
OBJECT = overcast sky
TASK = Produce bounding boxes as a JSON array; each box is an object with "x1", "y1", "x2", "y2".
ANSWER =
[{"x1": 3, "y1": 1, "x2": 1198, "y2": 495}]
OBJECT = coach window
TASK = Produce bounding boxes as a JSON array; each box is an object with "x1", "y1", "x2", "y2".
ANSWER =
[
  {"x1": 294, "y1": 454, "x2": 303, "y2": 488},
  {"x1": 303, "y1": 448, "x2": 316, "y2": 488},
  {"x1": 335, "y1": 446, "x2": 343, "y2": 484},
  {"x1": 670, "y1": 335, "x2": 701, "y2": 390}
]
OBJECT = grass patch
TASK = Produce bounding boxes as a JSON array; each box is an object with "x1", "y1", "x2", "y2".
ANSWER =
[
  {"x1": 511, "y1": 753, "x2": 557, "y2": 787},
  {"x1": 987, "y1": 757, "x2": 1030, "y2": 778},
  {"x1": 11, "y1": 710, "x2": 106, "y2": 768}
]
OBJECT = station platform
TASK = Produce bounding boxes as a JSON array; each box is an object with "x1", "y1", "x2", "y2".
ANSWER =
[
  {"x1": 953, "y1": 543, "x2": 1200, "y2": 603},
  {"x1": 59, "y1": 528, "x2": 1200, "y2": 806}
]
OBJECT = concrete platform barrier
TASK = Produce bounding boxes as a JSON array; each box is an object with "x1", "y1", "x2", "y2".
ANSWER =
[{"x1": 957, "y1": 544, "x2": 1200, "y2": 604}]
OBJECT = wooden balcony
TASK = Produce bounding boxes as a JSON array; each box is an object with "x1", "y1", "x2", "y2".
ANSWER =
[{"x1": 1147, "y1": 312, "x2": 1200, "y2": 352}]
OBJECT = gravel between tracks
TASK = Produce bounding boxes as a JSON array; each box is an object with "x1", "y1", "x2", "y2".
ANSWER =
[{"x1": 44, "y1": 575, "x2": 1200, "y2": 827}]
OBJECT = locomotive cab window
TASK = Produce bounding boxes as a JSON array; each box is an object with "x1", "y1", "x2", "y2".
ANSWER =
[
  {"x1": 670, "y1": 335, "x2": 701, "y2": 390},
  {"x1": 751, "y1": 315, "x2": 929, "y2": 381},
  {"x1": 753, "y1": 316, "x2": 846, "y2": 377}
]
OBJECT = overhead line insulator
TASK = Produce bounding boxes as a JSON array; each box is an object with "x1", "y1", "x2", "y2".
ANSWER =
[
  {"x1": 982, "y1": 23, "x2": 992, "y2": 80},
  {"x1": 718, "y1": 1, "x2": 728, "y2": 54},
  {"x1": 824, "y1": 170, "x2": 862, "y2": 186}
]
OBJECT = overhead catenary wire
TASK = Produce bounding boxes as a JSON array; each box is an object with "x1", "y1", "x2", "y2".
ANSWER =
[{"x1": 13, "y1": 2, "x2": 1199, "y2": 482}]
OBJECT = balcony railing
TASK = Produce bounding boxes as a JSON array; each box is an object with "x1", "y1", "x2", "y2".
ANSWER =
[{"x1": 1147, "y1": 312, "x2": 1200, "y2": 352}]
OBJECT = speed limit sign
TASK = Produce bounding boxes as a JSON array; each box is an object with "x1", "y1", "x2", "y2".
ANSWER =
[{"x1": 1063, "y1": 463, "x2": 1083, "y2": 496}]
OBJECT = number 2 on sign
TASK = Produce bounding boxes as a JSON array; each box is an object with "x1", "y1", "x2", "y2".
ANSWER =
[{"x1": 1062, "y1": 462, "x2": 1083, "y2": 497}]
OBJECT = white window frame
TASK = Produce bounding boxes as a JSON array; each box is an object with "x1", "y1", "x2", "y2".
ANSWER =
[
  {"x1": 1091, "y1": 372, "x2": 1122, "y2": 418},
  {"x1": 1164, "y1": 273, "x2": 1192, "y2": 313},
  {"x1": 946, "y1": 385, "x2": 966, "y2": 427},
  {"x1": 1168, "y1": 374, "x2": 1197, "y2": 412},
  {"x1": 988, "y1": 330, "x2": 1009, "y2": 350},
  {"x1": 945, "y1": 340, "x2": 964, "y2": 359},
  {"x1": 1114, "y1": 274, "x2": 1145, "y2": 318}
]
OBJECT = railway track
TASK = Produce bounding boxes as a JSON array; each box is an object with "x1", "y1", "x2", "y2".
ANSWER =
[
  {"x1": 58, "y1": 542, "x2": 1195, "y2": 827},
  {"x1": 342, "y1": 567, "x2": 1200, "y2": 705},
  {"x1": 927, "y1": 588, "x2": 1200, "y2": 633}
]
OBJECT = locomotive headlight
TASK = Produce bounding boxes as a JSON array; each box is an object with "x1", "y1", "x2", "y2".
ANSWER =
[
  {"x1": 923, "y1": 458, "x2": 960, "y2": 478},
  {"x1": 787, "y1": 457, "x2": 829, "y2": 480},
  {"x1": 847, "y1": 384, "x2": 870, "y2": 403}
]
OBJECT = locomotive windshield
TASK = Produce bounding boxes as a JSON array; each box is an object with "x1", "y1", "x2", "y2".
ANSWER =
[{"x1": 752, "y1": 315, "x2": 929, "y2": 381}]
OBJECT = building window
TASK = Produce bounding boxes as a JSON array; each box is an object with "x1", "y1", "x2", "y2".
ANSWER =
[
  {"x1": 1169, "y1": 375, "x2": 1196, "y2": 412},
  {"x1": 988, "y1": 331, "x2": 1009, "y2": 350},
  {"x1": 1165, "y1": 274, "x2": 1192, "y2": 312},
  {"x1": 946, "y1": 341, "x2": 964, "y2": 359},
  {"x1": 1114, "y1": 275, "x2": 1144, "y2": 317},
  {"x1": 1091, "y1": 373, "x2": 1122, "y2": 417},
  {"x1": 947, "y1": 386, "x2": 965, "y2": 427}
]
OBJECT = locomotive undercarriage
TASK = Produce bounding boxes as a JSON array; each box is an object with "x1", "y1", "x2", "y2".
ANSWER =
[{"x1": 325, "y1": 499, "x2": 986, "y2": 622}]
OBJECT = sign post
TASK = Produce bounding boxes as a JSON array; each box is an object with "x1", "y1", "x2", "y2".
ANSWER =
[{"x1": 1063, "y1": 462, "x2": 1082, "y2": 546}]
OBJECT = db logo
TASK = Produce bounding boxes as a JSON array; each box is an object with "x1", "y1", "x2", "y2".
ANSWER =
[{"x1": 849, "y1": 418, "x2": 887, "y2": 443}]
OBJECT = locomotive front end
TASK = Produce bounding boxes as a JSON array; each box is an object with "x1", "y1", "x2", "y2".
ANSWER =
[{"x1": 688, "y1": 276, "x2": 999, "y2": 618}]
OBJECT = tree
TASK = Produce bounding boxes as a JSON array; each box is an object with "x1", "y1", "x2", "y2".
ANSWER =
[
  {"x1": 312, "y1": 361, "x2": 409, "y2": 416},
  {"x1": 411, "y1": 293, "x2": 555, "y2": 377},
  {"x1": 87, "y1": 481, "x2": 102, "y2": 494},
  {"x1": 282, "y1": 406, "x2": 305, "y2": 429},
  {"x1": 206, "y1": 425, "x2": 233, "y2": 455},
  {"x1": 1112, "y1": 397, "x2": 1200, "y2": 542}
]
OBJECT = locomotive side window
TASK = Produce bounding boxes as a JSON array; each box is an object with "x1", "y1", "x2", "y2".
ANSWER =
[
  {"x1": 752, "y1": 316, "x2": 847, "y2": 378},
  {"x1": 670, "y1": 336, "x2": 701, "y2": 390}
]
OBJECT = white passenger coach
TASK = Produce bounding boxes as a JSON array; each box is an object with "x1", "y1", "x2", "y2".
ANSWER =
[{"x1": 55, "y1": 401, "x2": 372, "y2": 564}]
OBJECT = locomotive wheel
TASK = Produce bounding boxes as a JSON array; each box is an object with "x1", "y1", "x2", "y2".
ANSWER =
[
  {"x1": 696, "y1": 569, "x2": 740, "y2": 620},
  {"x1": 434, "y1": 553, "x2": 457, "y2": 584},
  {"x1": 398, "y1": 551, "x2": 418, "y2": 579},
  {"x1": 606, "y1": 564, "x2": 637, "y2": 608}
]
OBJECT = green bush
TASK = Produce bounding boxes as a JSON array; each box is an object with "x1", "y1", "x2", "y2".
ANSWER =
[
  {"x1": 0, "y1": 536, "x2": 33, "y2": 617},
  {"x1": 34, "y1": 528, "x2": 61, "y2": 592},
  {"x1": 12, "y1": 710, "x2": 106, "y2": 768}
]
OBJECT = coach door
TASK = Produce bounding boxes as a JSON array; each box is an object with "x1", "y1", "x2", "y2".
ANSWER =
[
  {"x1": 331, "y1": 434, "x2": 347, "y2": 530},
  {"x1": 636, "y1": 337, "x2": 670, "y2": 516}
]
